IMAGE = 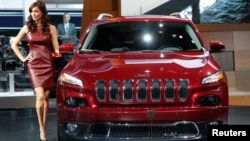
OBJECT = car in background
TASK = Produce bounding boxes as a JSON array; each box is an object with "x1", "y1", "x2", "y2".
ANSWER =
[{"x1": 56, "y1": 13, "x2": 229, "y2": 141}]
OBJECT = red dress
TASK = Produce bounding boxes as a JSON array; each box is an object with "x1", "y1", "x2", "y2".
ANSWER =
[{"x1": 26, "y1": 27, "x2": 55, "y2": 89}]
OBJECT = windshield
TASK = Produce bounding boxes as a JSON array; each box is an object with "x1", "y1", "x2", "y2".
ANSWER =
[{"x1": 80, "y1": 21, "x2": 203, "y2": 52}]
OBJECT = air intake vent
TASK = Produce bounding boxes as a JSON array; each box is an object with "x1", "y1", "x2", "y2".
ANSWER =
[
  {"x1": 88, "y1": 121, "x2": 199, "y2": 138},
  {"x1": 137, "y1": 79, "x2": 147, "y2": 101},
  {"x1": 123, "y1": 80, "x2": 133, "y2": 101},
  {"x1": 151, "y1": 79, "x2": 161, "y2": 101},
  {"x1": 109, "y1": 80, "x2": 120, "y2": 101},
  {"x1": 165, "y1": 79, "x2": 175, "y2": 100},
  {"x1": 178, "y1": 79, "x2": 188, "y2": 101},
  {"x1": 96, "y1": 80, "x2": 106, "y2": 101}
]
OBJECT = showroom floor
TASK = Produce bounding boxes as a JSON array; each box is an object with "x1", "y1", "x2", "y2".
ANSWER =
[
  {"x1": 0, "y1": 97, "x2": 250, "y2": 141},
  {"x1": 0, "y1": 100, "x2": 57, "y2": 141}
]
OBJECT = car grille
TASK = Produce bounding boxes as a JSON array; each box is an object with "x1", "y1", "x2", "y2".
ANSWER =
[
  {"x1": 95, "y1": 79, "x2": 189, "y2": 102},
  {"x1": 88, "y1": 121, "x2": 199, "y2": 138}
]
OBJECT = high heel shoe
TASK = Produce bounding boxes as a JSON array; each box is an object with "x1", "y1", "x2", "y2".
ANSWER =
[
  {"x1": 40, "y1": 131, "x2": 47, "y2": 141},
  {"x1": 40, "y1": 137, "x2": 47, "y2": 141}
]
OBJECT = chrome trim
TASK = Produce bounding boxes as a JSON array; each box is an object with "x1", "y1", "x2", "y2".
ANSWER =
[
  {"x1": 123, "y1": 80, "x2": 134, "y2": 101},
  {"x1": 151, "y1": 79, "x2": 161, "y2": 101},
  {"x1": 136, "y1": 79, "x2": 147, "y2": 101},
  {"x1": 95, "y1": 80, "x2": 106, "y2": 102},
  {"x1": 165, "y1": 79, "x2": 175, "y2": 101},
  {"x1": 178, "y1": 79, "x2": 189, "y2": 101},
  {"x1": 95, "y1": 79, "x2": 189, "y2": 103},
  {"x1": 109, "y1": 80, "x2": 120, "y2": 101}
]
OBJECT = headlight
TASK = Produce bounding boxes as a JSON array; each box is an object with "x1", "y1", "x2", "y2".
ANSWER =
[
  {"x1": 59, "y1": 73, "x2": 83, "y2": 86},
  {"x1": 201, "y1": 70, "x2": 224, "y2": 84}
]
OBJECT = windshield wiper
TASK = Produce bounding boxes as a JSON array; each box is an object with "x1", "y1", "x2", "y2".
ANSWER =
[
  {"x1": 79, "y1": 49, "x2": 110, "y2": 54},
  {"x1": 110, "y1": 47, "x2": 130, "y2": 52},
  {"x1": 141, "y1": 50, "x2": 163, "y2": 52}
]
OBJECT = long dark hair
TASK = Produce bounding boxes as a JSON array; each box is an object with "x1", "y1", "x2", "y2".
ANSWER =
[{"x1": 26, "y1": 0, "x2": 50, "y2": 33}]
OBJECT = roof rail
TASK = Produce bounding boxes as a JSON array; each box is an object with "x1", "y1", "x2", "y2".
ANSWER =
[
  {"x1": 170, "y1": 12, "x2": 182, "y2": 18},
  {"x1": 170, "y1": 12, "x2": 188, "y2": 19},
  {"x1": 97, "y1": 13, "x2": 113, "y2": 20}
]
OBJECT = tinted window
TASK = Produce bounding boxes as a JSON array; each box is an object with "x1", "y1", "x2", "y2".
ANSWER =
[{"x1": 81, "y1": 22, "x2": 203, "y2": 52}]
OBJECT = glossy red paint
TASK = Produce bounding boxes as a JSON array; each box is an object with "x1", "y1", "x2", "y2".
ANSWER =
[
  {"x1": 56, "y1": 14, "x2": 228, "y2": 141},
  {"x1": 59, "y1": 43, "x2": 74, "y2": 52}
]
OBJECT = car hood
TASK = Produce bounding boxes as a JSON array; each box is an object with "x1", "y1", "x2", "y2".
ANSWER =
[{"x1": 68, "y1": 51, "x2": 215, "y2": 82}]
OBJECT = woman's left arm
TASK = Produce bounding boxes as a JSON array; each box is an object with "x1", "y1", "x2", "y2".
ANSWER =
[{"x1": 50, "y1": 24, "x2": 60, "y2": 53}]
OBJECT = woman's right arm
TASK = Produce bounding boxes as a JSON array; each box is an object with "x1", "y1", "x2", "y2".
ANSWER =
[{"x1": 11, "y1": 25, "x2": 29, "y2": 62}]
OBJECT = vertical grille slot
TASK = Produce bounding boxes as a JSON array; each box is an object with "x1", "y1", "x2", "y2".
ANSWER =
[
  {"x1": 178, "y1": 79, "x2": 188, "y2": 101},
  {"x1": 164, "y1": 79, "x2": 175, "y2": 100},
  {"x1": 123, "y1": 80, "x2": 133, "y2": 101},
  {"x1": 137, "y1": 79, "x2": 147, "y2": 101},
  {"x1": 151, "y1": 79, "x2": 161, "y2": 101},
  {"x1": 110, "y1": 80, "x2": 120, "y2": 101},
  {"x1": 96, "y1": 80, "x2": 106, "y2": 101}
]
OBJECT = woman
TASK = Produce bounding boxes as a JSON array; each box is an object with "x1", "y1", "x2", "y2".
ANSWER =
[{"x1": 11, "y1": 1, "x2": 60, "y2": 141}]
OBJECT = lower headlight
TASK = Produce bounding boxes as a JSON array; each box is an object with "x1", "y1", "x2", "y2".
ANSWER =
[
  {"x1": 65, "y1": 97, "x2": 87, "y2": 107},
  {"x1": 200, "y1": 95, "x2": 220, "y2": 106}
]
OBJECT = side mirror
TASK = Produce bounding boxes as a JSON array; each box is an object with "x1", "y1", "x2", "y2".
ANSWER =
[
  {"x1": 209, "y1": 41, "x2": 225, "y2": 52},
  {"x1": 59, "y1": 43, "x2": 74, "y2": 53}
]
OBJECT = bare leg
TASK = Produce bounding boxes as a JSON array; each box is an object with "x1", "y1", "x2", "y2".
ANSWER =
[
  {"x1": 43, "y1": 89, "x2": 50, "y2": 129},
  {"x1": 35, "y1": 87, "x2": 50, "y2": 140}
]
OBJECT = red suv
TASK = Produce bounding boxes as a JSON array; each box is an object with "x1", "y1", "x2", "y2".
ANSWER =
[{"x1": 56, "y1": 14, "x2": 228, "y2": 141}]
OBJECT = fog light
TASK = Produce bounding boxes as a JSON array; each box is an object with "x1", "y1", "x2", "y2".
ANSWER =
[
  {"x1": 66, "y1": 123, "x2": 78, "y2": 134},
  {"x1": 209, "y1": 121, "x2": 220, "y2": 125},
  {"x1": 67, "y1": 123, "x2": 78, "y2": 132}
]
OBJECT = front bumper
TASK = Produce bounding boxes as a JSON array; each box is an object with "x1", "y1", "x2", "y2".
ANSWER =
[{"x1": 57, "y1": 120, "x2": 222, "y2": 141}]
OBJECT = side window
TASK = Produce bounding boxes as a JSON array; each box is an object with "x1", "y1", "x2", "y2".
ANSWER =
[{"x1": 185, "y1": 25, "x2": 203, "y2": 50}]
